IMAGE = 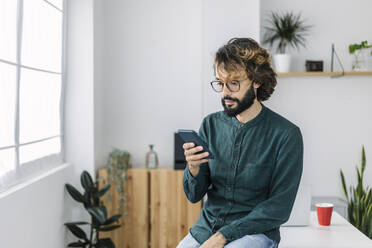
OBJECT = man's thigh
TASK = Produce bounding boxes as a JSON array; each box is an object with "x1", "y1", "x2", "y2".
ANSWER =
[
  {"x1": 176, "y1": 232, "x2": 200, "y2": 248},
  {"x1": 225, "y1": 234, "x2": 278, "y2": 248}
]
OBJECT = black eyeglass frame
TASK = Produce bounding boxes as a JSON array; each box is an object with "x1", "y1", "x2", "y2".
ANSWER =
[{"x1": 210, "y1": 80, "x2": 241, "y2": 93}]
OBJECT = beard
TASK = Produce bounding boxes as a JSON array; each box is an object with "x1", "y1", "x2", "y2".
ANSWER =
[{"x1": 221, "y1": 83, "x2": 256, "y2": 117}]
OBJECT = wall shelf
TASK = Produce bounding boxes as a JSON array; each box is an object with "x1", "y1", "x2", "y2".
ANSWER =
[{"x1": 277, "y1": 71, "x2": 372, "y2": 77}]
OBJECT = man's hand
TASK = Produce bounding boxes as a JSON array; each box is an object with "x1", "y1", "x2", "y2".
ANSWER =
[
  {"x1": 183, "y1": 142, "x2": 209, "y2": 177},
  {"x1": 200, "y1": 232, "x2": 227, "y2": 248}
]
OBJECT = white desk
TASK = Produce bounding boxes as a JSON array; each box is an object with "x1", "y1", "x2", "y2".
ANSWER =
[{"x1": 280, "y1": 211, "x2": 372, "y2": 248}]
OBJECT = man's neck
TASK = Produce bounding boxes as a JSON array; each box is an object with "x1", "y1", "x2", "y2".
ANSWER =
[{"x1": 235, "y1": 100, "x2": 262, "y2": 123}]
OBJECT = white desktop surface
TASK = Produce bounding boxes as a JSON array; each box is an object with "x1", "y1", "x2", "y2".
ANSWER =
[{"x1": 280, "y1": 211, "x2": 372, "y2": 248}]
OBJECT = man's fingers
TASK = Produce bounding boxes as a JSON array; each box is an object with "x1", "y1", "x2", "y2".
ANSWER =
[
  {"x1": 187, "y1": 152, "x2": 209, "y2": 162},
  {"x1": 184, "y1": 146, "x2": 204, "y2": 156},
  {"x1": 182, "y1": 142, "x2": 195, "y2": 149},
  {"x1": 200, "y1": 159, "x2": 209, "y2": 164},
  {"x1": 189, "y1": 158, "x2": 209, "y2": 168}
]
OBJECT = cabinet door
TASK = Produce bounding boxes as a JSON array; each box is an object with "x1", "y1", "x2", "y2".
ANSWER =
[
  {"x1": 98, "y1": 168, "x2": 149, "y2": 248},
  {"x1": 150, "y1": 169, "x2": 202, "y2": 248}
]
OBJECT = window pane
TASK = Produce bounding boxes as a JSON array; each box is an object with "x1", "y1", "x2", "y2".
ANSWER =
[
  {"x1": 20, "y1": 138, "x2": 61, "y2": 164},
  {"x1": 0, "y1": 0, "x2": 17, "y2": 62},
  {"x1": 0, "y1": 62, "x2": 16, "y2": 148},
  {"x1": 0, "y1": 148, "x2": 15, "y2": 177},
  {"x1": 22, "y1": 0, "x2": 62, "y2": 72},
  {"x1": 20, "y1": 68, "x2": 61, "y2": 143}
]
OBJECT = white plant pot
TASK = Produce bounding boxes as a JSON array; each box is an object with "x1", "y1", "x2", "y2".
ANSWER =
[{"x1": 273, "y1": 54, "x2": 291, "y2": 72}]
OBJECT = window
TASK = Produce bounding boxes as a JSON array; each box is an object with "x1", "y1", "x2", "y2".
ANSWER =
[{"x1": 0, "y1": 0, "x2": 65, "y2": 192}]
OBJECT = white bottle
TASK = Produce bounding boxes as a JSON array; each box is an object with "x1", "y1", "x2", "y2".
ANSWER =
[{"x1": 146, "y1": 144, "x2": 159, "y2": 169}]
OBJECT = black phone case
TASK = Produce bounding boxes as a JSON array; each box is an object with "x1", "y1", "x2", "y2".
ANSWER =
[{"x1": 177, "y1": 129, "x2": 214, "y2": 159}]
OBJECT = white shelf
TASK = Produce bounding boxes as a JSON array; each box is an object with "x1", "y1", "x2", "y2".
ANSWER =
[{"x1": 277, "y1": 71, "x2": 372, "y2": 77}]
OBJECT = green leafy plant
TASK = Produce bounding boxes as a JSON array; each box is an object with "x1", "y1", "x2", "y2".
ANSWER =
[
  {"x1": 340, "y1": 146, "x2": 372, "y2": 239},
  {"x1": 102, "y1": 148, "x2": 131, "y2": 217},
  {"x1": 65, "y1": 171, "x2": 122, "y2": 248},
  {"x1": 349, "y1": 41, "x2": 372, "y2": 56},
  {"x1": 263, "y1": 11, "x2": 311, "y2": 54}
]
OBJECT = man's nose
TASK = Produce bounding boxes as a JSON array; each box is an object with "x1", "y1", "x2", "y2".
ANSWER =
[{"x1": 222, "y1": 83, "x2": 232, "y2": 95}]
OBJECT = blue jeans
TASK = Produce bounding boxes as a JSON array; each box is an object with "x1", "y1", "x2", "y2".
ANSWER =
[{"x1": 177, "y1": 232, "x2": 278, "y2": 248}]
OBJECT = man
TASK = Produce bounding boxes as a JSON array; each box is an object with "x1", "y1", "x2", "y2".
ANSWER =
[{"x1": 177, "y1": 38, "x2": 303, "y2": 248}]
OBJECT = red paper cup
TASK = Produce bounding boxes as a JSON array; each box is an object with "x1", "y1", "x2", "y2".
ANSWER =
[{"x1": 316, "y1": 203, "x2": 333, "y2": 226}]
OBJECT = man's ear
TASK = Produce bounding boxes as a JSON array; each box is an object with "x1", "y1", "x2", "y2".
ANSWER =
[{"x1": 253, "y1": 82, "x2": 261, "y2": 89}]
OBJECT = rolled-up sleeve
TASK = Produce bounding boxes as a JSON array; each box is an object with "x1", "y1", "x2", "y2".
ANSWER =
[{"x1": 183, "y1": 163, "x2": 210, "y2": 203}]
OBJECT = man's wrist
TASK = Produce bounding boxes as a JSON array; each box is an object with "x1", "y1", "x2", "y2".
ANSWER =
[
  {"x1": 188, "y1": 164, "x2": 200, "y2": 177},
  {"x1": 215, "y1": 232, "x2": 227, "y2": 244}
]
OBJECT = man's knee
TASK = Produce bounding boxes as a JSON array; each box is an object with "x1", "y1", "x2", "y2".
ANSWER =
[
  {"x1": 225, "y1": 234, "x2": 277, "y2": 248},
  {"x1": 177, "y1": 233, "x2": 200, "y2": 248}
]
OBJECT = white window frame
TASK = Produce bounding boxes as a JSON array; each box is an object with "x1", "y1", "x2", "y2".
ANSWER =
[{"x1": 0, "y1": 0, "x2": 66, "y2": 192}]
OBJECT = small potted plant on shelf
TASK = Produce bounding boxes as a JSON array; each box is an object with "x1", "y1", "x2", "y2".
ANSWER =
[
  {"x1": 349, "y1": 41, "x2": 372, "y2": 71},
  {"x1": 340, "y1": 146, "x2": 372, "y2": 239},
  {"x1": 263, "y1": 11, "x2": 311, "y2": 73}
]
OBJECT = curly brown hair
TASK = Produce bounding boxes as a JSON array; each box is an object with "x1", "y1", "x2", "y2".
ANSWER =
[{"x1": 214, "y1": 38, "x2": 277, "y2": 101}]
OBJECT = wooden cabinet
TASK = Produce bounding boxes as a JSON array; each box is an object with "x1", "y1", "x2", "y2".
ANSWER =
[{"x1": 98, "y1": 167, "x2": 202, "y2": 248}]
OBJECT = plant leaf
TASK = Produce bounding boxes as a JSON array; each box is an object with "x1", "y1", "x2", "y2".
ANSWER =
[
  {"x1": 87, "y1": 206, "x2": 107, "y2": 225},
  {"x1": 356, "y1": 165, "x2": 364, "y2": 197},
  {"x1": 65, "y1": 184, "x2": 84, "y2": 203},
  {"x1": 65, "y1": 224, "x2": 88, "y2": 240},
  {"x1": 96, "y1": 224, "x2": 121, "y2": 232},
  {"x1": 67, "y1": 241, "x2": 87, "y2": 247},
  {"x1": 65, "y1": 221, "x2": 90, "y2": 226},
  {"x1": 103, "y1": 214, "x2": 122, "y2": 225},
  {"x1": 361, "y1": 146, "x2": 366, "y2": 175},
  {"x1": 83, "y1": 191, "x2": 91, "y2": 207},
  {"x1": 96, "y1": 238, "x2": 115, "y2": 248},
  {"x1": 96, "y1": 184, "x2": 111, "y2": 198},
  {"x1": 81, "y1": 170, "x2": 94, "y2": 191},
  {"x1": 340, "y1": 170, "x2": 349, "y2": 201}
]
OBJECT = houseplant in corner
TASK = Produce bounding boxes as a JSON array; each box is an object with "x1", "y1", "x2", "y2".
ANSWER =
[
  {"x1": 65, "y1": 170, "x2": 122, "y2": 248},
  {"x1": 263, "y1": 11, "x2": 311, "y2": 72},
  {"x1": 340, "y1": 146, "x2": 372, "y2": 239}
]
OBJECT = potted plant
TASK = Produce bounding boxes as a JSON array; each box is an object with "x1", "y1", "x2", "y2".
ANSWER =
[
  {"x1": 101, "y1": 148, "x2": 131, "y2": 217},
  {"x1": 65, "y1": 170, "x2": 122, "y2": 248},
  {"x1": 263, "y1": 11, "x2": 311, "y2": 72},
  {"x1": 340, "y1": 146, "x2": 372, "y2": 239},
  {"x1": 349, "y1": 41, "x2": 372, "y2": 71}
]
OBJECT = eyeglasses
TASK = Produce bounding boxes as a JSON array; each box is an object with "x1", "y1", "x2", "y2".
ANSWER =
[{"x1": 210, "y1": 80, "x2": 240, "y2": 93}]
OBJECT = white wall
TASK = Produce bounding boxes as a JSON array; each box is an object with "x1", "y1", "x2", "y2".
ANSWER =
[
  {"x1": 261, "y1": 0, "x2": 372, "y2": 197},
  {"x1": 64, "y1": 0, "x2": 96, "y2": 243},
  {"x1": 95, "y1": 0, "x2": 260, "y2": 169},
  {"x1": 202, "y1": 0, "x2": 260, "y2": 115},
  {"x1": 93, "y1": 0, "x2": 106, "y2": 168},
  {"x1": 0, "y1": 165, "x2": 73, "y2": 248},
  {"x1": 65, "y1": 0, "x2": 95, "y2": 176}
]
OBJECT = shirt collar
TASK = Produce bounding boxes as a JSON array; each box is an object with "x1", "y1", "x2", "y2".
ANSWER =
[{"x1": 224, "y1": 102, "x2": 268, "y2": 129}]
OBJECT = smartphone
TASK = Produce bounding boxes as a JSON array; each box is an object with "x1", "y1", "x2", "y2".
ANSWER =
[{"x1": 177, "y1": 129, "x2": 214, "y2": 159}]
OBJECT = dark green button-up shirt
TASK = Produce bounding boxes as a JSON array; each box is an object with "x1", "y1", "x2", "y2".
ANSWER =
[{"x1": 183, "y1": 103, "x2": 303, "y2": 245}]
